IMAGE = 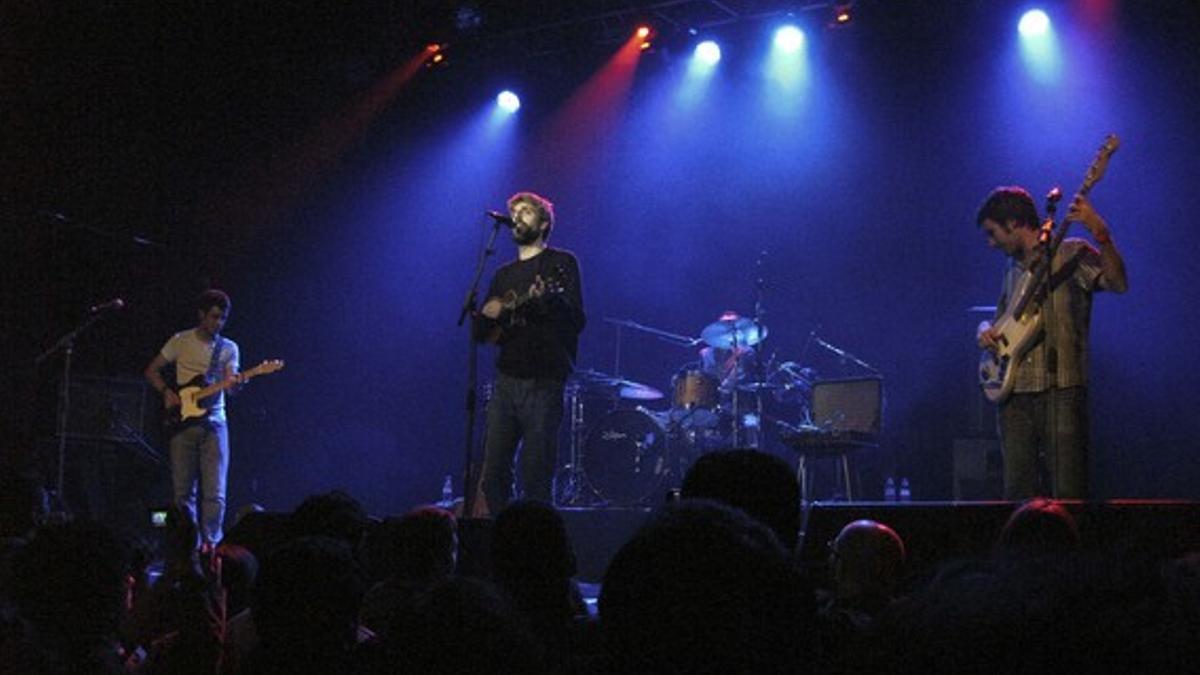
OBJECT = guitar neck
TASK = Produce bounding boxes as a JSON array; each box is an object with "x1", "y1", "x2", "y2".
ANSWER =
[
  {"x1": 190, "y1": 367, "x2": 267, "y2": 399},
  {"x1": 1010, "y1": 135, "x2": 1119, "y2": 318}
]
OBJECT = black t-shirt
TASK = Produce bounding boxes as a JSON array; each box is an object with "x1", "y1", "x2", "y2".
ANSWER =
[{"x1": 475, "y1": 247, "x2": 585, "y2": 380}]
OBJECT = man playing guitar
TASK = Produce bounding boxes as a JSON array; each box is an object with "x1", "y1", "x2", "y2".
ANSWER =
[
  {"x1": 144, "y1": 289, "x2": 244, "y2": 551},
  {"x1": 474, "y1": 191, "x2": 585, "y2": 514},
  {"x1": 976, "y1": 186, "x2": 1127, "y2": 499}
]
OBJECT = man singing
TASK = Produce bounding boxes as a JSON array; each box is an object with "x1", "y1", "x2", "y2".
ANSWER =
[{"x1": 474, "y1": 191, "x2": 585, "y2": 513}]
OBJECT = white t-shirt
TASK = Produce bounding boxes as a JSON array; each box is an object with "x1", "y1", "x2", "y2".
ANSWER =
[{"x1": 160, "y1": 329, "x2": 240, "y2": 422}]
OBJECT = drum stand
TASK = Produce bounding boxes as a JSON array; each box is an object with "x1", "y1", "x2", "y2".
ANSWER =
[{"x1": 553, "y1": 384, "x2": 607, "y2": 507}]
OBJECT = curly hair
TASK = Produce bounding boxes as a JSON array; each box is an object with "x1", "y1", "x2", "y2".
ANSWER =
[{"x1": 506, "y1": 191, "x2": 555, "y2": 240}]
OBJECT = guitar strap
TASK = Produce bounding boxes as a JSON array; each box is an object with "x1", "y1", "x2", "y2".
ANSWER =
[{"x1": 206, "y1": 335, "x2": 226, "y2": 384}]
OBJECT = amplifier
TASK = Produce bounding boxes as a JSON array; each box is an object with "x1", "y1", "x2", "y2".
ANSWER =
[{"x1": 59, "y1": 375, "x2": 152, "y2": 443}]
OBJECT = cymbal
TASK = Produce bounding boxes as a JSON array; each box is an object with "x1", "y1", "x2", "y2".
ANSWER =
[
  {"x1": 570, "y1": 369, "x2": 663, "y2": 400},
  {"x1": 700, "y1": 317, "x2": 767, "y2": 349},
  {"x1": 616, "y1": 379, "x2": 664, "y2": 401}
]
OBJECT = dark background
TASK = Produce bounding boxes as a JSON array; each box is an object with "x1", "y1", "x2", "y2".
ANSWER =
[{"x1": 3, "y1": 0, "x2": 1198, "y2": 517}]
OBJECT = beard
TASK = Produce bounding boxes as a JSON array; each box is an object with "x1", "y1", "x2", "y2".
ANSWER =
[{"x1": 512, "y1": 223, "x2": 542, "y2": 245}]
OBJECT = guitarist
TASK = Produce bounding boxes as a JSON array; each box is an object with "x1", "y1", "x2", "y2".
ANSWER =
[
  {"x1": 144, "y1": 289, "x2": 244, "y2": 551},
  {"x1": 976, "y1": 187, "x2": 1128, "y2": 499},
  {"x1": 473, "y1": 191, "x2": 585, "y2": 514}
]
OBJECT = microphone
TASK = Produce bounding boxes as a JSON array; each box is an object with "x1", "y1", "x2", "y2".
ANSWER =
[
  {"x1": 89, "y1": 298, "x2": 126, "y2": 314},
  {"x1": 485, "y1": 210, "x2": 516, "y2": 228}
]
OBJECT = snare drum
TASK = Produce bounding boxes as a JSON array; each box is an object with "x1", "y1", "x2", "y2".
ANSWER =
[
  {"x1": 584, "y1": 409, "x2": 667, "y2": 506},
  {"x1": 670, "y1": 369, "x2": 721, "y2": 428}
]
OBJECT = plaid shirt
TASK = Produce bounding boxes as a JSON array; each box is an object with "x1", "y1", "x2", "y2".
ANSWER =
[{"x1": 996, "y1": 238, "x2": 1106, "y2": 393}]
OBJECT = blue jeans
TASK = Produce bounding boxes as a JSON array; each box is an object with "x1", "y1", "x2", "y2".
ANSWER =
[
  {"x1": 169, "y1": 421, "x2": 229, "y2": 546},
  {"x1": 999, "y1": 387, "x2": 1089, "y2": 499},
  {"x1": 480, "y1": 374, "x2": 565, "y2": 513}
]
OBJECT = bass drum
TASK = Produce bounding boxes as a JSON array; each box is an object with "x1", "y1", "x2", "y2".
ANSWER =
[{"x1": 584, "y1": 409, "x2": 668, "y2": 506}]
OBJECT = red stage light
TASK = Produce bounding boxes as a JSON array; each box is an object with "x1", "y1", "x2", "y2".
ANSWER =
[
  {"x1": 426, "y1": 43, "x2": 442, "y2": 53},
  {"x1": 639, "y1": 41, "x2": 652, "y2": 51},
  {"x1": 636, "y1": 25, "x2": 651, "y2": 39}
]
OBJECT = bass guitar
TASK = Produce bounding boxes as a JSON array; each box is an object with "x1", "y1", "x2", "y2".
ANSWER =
[
  {"x1": 979, "y1": 134, "x2": 1119, "y2": 404},
  {"x1": 164, "y1": 359, "x2": 285, "y2": 431}
]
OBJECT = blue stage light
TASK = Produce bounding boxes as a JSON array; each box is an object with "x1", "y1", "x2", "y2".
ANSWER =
[
  {"x1": 1018, "y1": 9, "x2": 1050, "y2": 38},
  {"x1": 695, "y1": 40, "x2": 721, "y2": 66},
  {"x1": 496, "y1": 90, "x2": 521, "y2": 112},
  {"x1": 774, "y1": 25, "x2": 805, "y2": 53}
]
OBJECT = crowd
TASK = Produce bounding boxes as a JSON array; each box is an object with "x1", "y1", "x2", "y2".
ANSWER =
[{"x1": 2, "y1": 452, "x2": 1197, "y2": 673}]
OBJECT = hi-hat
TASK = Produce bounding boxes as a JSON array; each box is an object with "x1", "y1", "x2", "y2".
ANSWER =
[
  {"x1": 700, "y1": 317, "x2": 767, "y2": 349},
  {"x1": 570, "y1": 369, "x2": 663, "y2": 400}
]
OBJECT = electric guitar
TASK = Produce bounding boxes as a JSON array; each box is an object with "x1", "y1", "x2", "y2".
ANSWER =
[
  {"x1": 483, "y1": 264, "x2": 569, "y2": 342},
  {"x1": 979, "y1": 134, "x2": 1119, "y2": 404},
  {"x1": 164, "y1": 359, "x2": 285, "y2": 431}
]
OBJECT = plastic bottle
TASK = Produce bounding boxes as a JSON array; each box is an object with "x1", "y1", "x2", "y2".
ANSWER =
[
  {"x1": 883, "y1": 476, "x2": 897, "y2": 502},
  {"x1": 899, "y1": 477, "x2": 912, "y2": 502}
]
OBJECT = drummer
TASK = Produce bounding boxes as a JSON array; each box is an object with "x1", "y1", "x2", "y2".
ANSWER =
[{"x1": 697, "y1": 310, "x2": 759, "y2": 391}]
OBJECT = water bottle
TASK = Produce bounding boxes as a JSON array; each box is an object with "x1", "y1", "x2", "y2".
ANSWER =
[
  {"x1": 883, "y1": 476, "x2": 896, "y2": 502},
  {"x1": 439, "y1": 475, "x2": 454, "y2": 507},
  {"x1": 899, "y1": 477, "x2": 912, "y2": 502}
]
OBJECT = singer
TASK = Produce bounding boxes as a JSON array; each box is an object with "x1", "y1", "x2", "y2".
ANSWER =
[
  {"x1": 473, "y1": 191, "x2": 585, "y2": 514},
  {"x1": 975, "y1": 186, "x2": 1127, "y2": 499},
  {"x1": 143, "y1": 289, "x2": 244, "y2": 551}
]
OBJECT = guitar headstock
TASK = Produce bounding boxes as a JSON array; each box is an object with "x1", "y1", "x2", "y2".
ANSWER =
[
  {"x1": 246, "y1": 359, "x2": 286, "y2": 378},
  {"x1": 1081, "y1": 134, "x2": 1120, "y2": 193},
  {"x1": 545, "y1": 264, "x2": 569, "y2": 294}
]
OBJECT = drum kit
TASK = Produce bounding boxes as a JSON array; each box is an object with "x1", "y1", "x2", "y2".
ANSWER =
[{"x1": 553, "y1": 314, "x2": 820, "y2": 508}]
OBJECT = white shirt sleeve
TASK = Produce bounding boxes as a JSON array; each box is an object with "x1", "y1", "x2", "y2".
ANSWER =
[{"x1": 160, "y1": 333, "x2": 182, "y2": 363}]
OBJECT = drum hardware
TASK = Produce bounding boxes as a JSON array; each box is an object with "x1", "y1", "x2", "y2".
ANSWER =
[
  {"x1": 554, "y1": 369, "x2": 666, "y2": 507},
  {"x1": 553, "y1": 382, "x2": 607, "y2": 507}
]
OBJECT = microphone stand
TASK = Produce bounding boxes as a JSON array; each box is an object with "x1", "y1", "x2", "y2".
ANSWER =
[
  {"x1": 812, "y1": 334, "x2": 880, "y2": 375},
  {"x1": 457, "y1": 217, "x2": 505, "y2": 517},
  {"x1": 35, "y1": 310, "x2": 108, "y2": 516},
  {"x1": 748, "y1": 251, "x2": 769, "y2": 450},
  {"x1": 601, "y1": 317, "x2": 698, "y2": 347}
]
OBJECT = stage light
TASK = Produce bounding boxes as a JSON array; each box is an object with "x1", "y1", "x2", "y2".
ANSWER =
[
  {"x1": 640, "y1": 40, "x2": 652, "y2": 51},
  {"x1": 774, "y1": 25, "x2": 805, "y2": 53},
  {"x1": 636, "y1": 25, "x2": 651, "y2": 39},
  {"x1": 1017, "y1": 8, "x2": 1059, "y2": 83},
  {"x1": 1018, "y1": 9, "x2": 1050, "y2": 37},
  {"x1": 426, "y1": 43, "x2": 442, "y2": 53},
  {"x1": 695, "y1": 40, "x2": 721, "y2": 66},
  {"x1": 833, "y1": 4, "x2": 853, "y2": 25},
  {"x1": 496, "y1": 90, "x2": 520, "y2": 112}
]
